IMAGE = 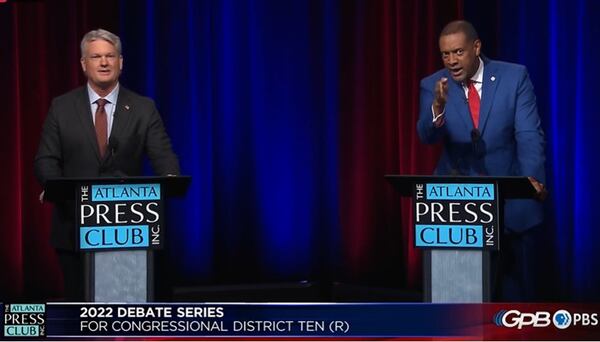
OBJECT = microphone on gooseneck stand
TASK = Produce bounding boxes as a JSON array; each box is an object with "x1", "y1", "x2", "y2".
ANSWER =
[
  {"x1": 101, "y1": 137, "x2": 125, "y2": 177},
  {"x1": 109, "y1": 136, "x2": 119, "y2": 157}
]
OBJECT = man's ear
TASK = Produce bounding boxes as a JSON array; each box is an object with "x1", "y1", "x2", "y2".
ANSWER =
[
  {"x1": 80, "y1": 58, "x2": 87, "y2": 73},
  {"x1": 473, "y1": 39, "x2": 482, "y2": 57}
]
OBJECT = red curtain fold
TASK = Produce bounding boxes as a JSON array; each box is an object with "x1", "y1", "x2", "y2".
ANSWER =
[
  {"x1": 338, "y1": 0, "x2": 462, "y2": 288},
  {"x1": 0, "y1": 0, "x2": 118, "y2": 300}
]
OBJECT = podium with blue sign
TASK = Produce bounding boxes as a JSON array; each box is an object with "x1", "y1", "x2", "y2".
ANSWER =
[
  {"x1": 45, "y1": 176, "x2": 190, "y2": 302},
  {"x1": 385, "y1": 175, "x2": 536, "y2": 303}
]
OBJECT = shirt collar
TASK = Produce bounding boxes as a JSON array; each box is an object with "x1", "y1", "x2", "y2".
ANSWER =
[
  {"x1": 87, "y1": 83, "x2": 120, "y2": 105},
  {"x1": 469, "y1": 57, "x2": 484, "y2": 84}
]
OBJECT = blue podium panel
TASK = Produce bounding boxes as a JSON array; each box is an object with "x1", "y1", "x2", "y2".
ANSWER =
[
  {"x1": 93, "y1": 250, "x2": 148, "y2": 302},
  {"x1": 430, "y1": 250, "x2": 483, "y2": 303}
]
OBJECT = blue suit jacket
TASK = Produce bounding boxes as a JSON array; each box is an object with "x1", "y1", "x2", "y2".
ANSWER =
[{"x1": 417, "y1": 58, "x2": 546, "y2": 232}]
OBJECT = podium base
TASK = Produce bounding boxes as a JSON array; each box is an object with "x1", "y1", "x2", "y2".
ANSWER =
[
  {"x1": 86, "y1": 250, "x2": 153, "y2": 302},
  {"x1": 424, "y1": 250, "x2": 490, "y2": 303}
]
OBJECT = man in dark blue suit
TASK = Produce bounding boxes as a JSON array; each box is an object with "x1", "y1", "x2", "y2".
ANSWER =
[{"x1": 417, "y1": 20, "x2": 547, "y2": 301}]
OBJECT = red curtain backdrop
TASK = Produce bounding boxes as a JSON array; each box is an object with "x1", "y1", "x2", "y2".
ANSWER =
[
  {"x1": 0, "y1": 0, "x2": 118, "y2": 300},
  {"x1": 338, "y1": 0, "x2": 462, "y2": 288}
]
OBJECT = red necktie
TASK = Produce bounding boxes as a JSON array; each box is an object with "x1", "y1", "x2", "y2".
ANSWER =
[
  {"x1": 94, "y1": 98, "x2": 108, "y2": 158},
  {"x1": 467, "y1": 80, "x2": 480, "y2": 128}
]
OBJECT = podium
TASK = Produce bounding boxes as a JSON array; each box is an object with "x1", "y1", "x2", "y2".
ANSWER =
[
  {"x1": 45, "y1": 176, "x2": 190, "y2": 302},
  {"x1": 385, "y1": 175, "x2": 536, "y2": 303}
]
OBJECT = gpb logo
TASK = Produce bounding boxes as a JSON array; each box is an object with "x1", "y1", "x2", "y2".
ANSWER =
[{"x1": 494, "y1": 310, "x2": 551, "y2": 329}]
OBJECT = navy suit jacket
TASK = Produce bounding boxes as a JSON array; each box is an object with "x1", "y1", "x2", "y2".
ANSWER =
[
  {"x1": 34, "y1": 86, "x2": 180, "y2": 249},
  {"x1": 417, "y1": 58, "x2": 546, "y2": 232}
]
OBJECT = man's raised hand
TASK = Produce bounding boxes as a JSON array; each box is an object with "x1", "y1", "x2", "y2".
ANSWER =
[{"x1": 433, "y1": 77, "x2": 448, "y2": 115}]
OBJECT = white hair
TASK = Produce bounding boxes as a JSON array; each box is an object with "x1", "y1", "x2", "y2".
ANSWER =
[{"x1": 80, "y1": 29, "x2": 122, "y2": 57}]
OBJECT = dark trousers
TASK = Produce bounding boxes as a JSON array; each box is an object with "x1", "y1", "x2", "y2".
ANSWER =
[
  {"x1": 492, "y1": 225, "x2": 542, "y2": 302},
  {"x1": 56, "y1": 249, "x2": 85, "y2": 301}
]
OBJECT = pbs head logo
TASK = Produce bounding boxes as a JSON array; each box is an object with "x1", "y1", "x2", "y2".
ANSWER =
[{"x1": 553, "y1": 310, "x2": 572, "y2": 329}]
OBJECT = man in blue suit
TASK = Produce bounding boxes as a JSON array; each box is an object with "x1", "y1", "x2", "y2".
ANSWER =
[{"x1": 417, "y1": 20, "x2": 547, "y2": 301}]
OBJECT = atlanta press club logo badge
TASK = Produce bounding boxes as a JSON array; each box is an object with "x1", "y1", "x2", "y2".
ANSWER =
[{"x1": 3, "y1": 304, "x2": 46, "y2": 337}]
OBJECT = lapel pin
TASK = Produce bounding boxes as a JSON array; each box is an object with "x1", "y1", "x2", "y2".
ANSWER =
[
  {"x1": 124, "y1": 105, "x2": 130, "y2": 110},
  {"x1": 490, "y1": 76, "x2": 496, "y2": 82}
]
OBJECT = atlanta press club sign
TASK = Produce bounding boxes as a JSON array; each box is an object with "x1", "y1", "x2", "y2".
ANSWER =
[
  {"x1": 414, "y1": 182, "x2": 499, "y2": 250},
  {"x1": 77, "y1": 182, "x2": 164, "y2": 250}
]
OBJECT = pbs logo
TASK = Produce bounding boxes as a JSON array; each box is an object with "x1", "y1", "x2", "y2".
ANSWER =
[
  {"x1": 553, "y1": 310, "x2": 599, "y2": 329},
  {"x1": 552, "y1": 310, "x2": 571, "y2": 329}
]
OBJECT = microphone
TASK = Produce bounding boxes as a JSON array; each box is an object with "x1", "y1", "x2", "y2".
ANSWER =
[
  {"x1": 471, "y1": 129, "x2": 484, "y2": 159},
  {"x1": 470, "y1": 128, "x2": 480, "y2": 142},
  {"x1": 100, "y1": 137, "x2": 124, "y2": 176},
  {"x1": 108, "y1": 136, "x2": 119, "y2": 156}
]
